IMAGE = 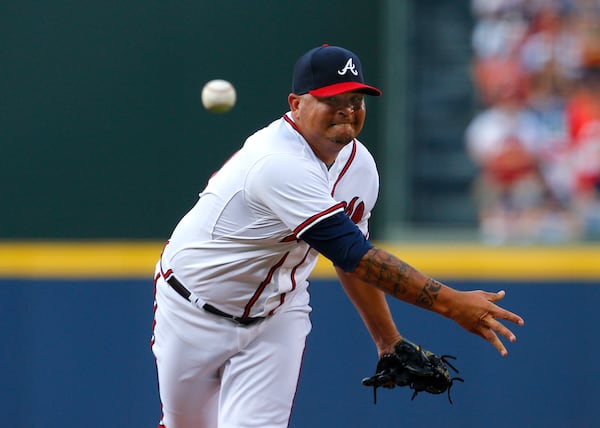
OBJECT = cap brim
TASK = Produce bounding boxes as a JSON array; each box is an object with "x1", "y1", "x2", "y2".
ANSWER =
[{"x1": 309, "y1": 82, "x2": 382, "y2": 97}]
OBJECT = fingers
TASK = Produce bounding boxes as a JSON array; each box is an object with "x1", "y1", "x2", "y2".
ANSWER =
[
  {"x1": 492, "y1": 319, "x2": 518, "y2": 343},
  {"x1": 488, "y1": 299, "x2": 525, "y2": 326},
  {"x1": 487, "y1": 290, "x2": 525, "y2": 327},
  {"x1": 476, "y1": 317, "x2": 508, "y2": 356},
  {"x1": 488, "y1": 289, "x2": 506, "y2": 302},
  {"x1": 480, "y1": 314, "x2": 520, "y2": 356},
  {"x1": 486, "y1": 331, "x2": 509, "y2": 357},
  {"x1": 455, "y1": 289, "x2": 525, "y2": 356},
  {"x1": 478, "y1": 326, "x2": 508, "y2": 356},
  {"x1": 494, "y1": 307, "x2": 525, "y2": 327},
  {"x1": 484, "y1": 290, "x2": 506, "y2": 302}
]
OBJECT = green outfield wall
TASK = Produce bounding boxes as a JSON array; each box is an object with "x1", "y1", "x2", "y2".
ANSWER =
[
  {"x1": 2, "y1": 0, "x2": 482, "y2": 240},
  {"x1": 1, "y1": 1, "x2": 382, "y2": 239}
]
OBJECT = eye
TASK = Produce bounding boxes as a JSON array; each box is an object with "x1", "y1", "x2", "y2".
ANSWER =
[
  {"x1": 316, "y1": 94, "x2": 364, "y2": 110},
  {"x1": 351, "y1": 96, "x2": 364, "y2": 109}
]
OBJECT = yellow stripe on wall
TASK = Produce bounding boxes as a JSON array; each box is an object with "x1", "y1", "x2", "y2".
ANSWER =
[
  {"x1": 314, "y1": 243, "x2": 600, "y2": 281},
  {"x1": 0, "y1": 241, "x2": 598, "y2": 280},
  {"x1": 0, "y1": 241, "x2": 162, "y2": 279}
]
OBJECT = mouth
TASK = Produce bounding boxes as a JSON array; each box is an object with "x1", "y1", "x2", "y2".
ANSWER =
[
  {"x1": 330, "y1": 119, "x2": 353, "y2": 126},
  {"x1": 329, "y1": 122, "x2": 355, "y2": 132},
  {"x1": 328, "y1": 123, "x2": 355, "y2": 145}
]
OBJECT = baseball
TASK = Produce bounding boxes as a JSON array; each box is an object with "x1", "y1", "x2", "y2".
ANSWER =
[{"x1": 201, "y1": 79, "x2": 237, "y2": 113}]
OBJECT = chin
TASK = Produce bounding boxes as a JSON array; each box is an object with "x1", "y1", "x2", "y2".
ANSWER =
[{"x1": 329, "y1": 129, "x2": 356, "y2": 145}]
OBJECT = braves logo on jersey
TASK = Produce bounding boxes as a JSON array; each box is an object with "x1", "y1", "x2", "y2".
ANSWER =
[{"x1": 344, "y1": 196, "x2": 365, "y2": 224}]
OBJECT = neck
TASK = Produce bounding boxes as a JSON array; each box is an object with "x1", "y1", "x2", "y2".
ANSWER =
[{"x1": 307, "y1": 140, "x2": 341, "y2": 167}]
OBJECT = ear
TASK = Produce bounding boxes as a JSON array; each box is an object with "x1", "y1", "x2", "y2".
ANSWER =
[{"x1": 288, "y1": 93, "x2": 301, "y2": 113}]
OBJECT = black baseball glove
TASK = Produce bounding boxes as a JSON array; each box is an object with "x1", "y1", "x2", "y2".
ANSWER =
[{"x1": 361, "y1": 338, "x2": 463, "y2": 403}]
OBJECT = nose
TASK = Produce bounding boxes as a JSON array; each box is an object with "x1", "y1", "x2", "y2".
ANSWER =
[
  {"x1": 337, "y1": 104, "x2": 353, "y2": 117},
  {"x1": 336, "y1": 99, "x2": 360, "y2": 114}
]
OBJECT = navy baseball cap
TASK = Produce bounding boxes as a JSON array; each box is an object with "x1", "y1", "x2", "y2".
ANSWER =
[{"x1": 292, "y1": 44, "x2": 382, "y2": 97}]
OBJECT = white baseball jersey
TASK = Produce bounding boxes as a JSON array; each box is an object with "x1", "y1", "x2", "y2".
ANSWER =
[{"x1": 160, "y1": 112, "x2": 379, "y2": 318}]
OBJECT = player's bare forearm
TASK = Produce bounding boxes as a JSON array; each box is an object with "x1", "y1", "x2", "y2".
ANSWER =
[
  {"x1": 352, "y1": 247, "x2": 525, "y2": 356},
  {"x1": 336, "y1": 267, "x2": 402, "y2": 355},
  {"x1": 352, "y1": 247, "x2": 456, "y2": 317}
]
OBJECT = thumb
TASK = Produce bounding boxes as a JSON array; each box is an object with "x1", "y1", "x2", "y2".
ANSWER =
[{"x1": 487, "y1": 289, "x2": 506, "y2": 303}]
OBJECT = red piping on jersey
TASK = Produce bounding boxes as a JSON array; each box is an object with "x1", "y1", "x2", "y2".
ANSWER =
[
  {"x1": 280, "y1": 233, "x2": 299, "y2": 242},
  {"x1": 283, "y1": 114, "x2": 357, "y2": 181},
  {"x1": 283, "y1": 114, "x2": 357, "y2": 232},
  {"x1": 158, "y1": 240, "x2": 174, "y2": 281},
  {"x1": 151, "y1": 272, "x2": 167, "y2": 427},
  {"x1": 331, "y1": 140, "x2": 356, "y2": 196},
  {"x1": 293, "y1": 202, "x2": 345, "y2": 236},
  {"x1": 283, "y1": 114, "x2": 299, "y2": 132},
  {"x1": 243, "y1": 252, "x2": 289, "y2": 318},
  {"x1": 283, "y1": 114, "x2": 357, "y2": 198},
  {"x1": 150, "y1": 271, "x2": 161, "y2": 349},
  {"x1": 269, "y1": 247, "x2": 311, "y2": 315}
]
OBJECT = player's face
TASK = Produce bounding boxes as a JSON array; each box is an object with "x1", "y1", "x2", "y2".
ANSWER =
[{"x1": 289, "y1": 92, "x2": 366, "y2": 163}]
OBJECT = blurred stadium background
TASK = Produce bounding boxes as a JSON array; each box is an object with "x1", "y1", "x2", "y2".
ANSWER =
[{"x1": 2, "y1": 1, "x2": 599, "y2": 427}]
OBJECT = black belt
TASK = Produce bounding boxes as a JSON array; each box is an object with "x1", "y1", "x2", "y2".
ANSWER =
[{"x1": 166, "y1": 276, "x2": 265, "y2": 326}]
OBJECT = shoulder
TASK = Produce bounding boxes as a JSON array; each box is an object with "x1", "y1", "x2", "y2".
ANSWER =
[
  {"x1": 353, "y1": 139, "x2": 377, "y2": 168},
  {"x1": 336, "y1": 139, "x2": 379, "y2": 180},
  {"x1": 247, "y1": 152, "x2": 326, "y2": 194},
  {"x1": 243, "y1": 139, "x2": 327, "y2": 195},
  {"x1": 243, "y1": 115, "x2": 309, "y2": 157},
  {"x1": 331, "y1": 139, "x2": 379, "y2": 201}
]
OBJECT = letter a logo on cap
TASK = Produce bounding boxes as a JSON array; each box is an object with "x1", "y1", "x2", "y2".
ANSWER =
[{"x1": 337, "y1": 58, "x2": 359, "y2": 76}]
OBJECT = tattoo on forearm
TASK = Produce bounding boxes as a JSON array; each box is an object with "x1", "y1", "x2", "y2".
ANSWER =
[
  {"x1": 355, "y1": 248, "x2": 442, "y2": 307},
  {"x1": 356, "y1": 248, "x2": 412, "y2": 297},
  {"x1": 416, "y1": 278, "x2": 442, "y2": 308}
]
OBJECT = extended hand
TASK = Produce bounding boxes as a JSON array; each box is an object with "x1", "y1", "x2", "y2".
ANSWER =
[{"x1": 449, "y1": 290, "x2": 524, "y2": 356}]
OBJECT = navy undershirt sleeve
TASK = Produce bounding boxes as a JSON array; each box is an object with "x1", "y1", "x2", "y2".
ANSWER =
[{"x1": 301, "y1": 212, "x2": 373, "y2": 272}]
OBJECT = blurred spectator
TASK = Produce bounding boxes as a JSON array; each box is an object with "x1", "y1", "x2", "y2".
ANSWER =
[
  {"x1": 471, "y1": 2, "x2": 528, "y2": 61},
  {"x1": 518, "y1": 2, "x2": 582, "y2": 84},
  {"x1": 465, "y1": 72, "x2": 573, "y2": 244},
  {"x1": 472, "y1": 57, "x2": 530, "y2": 106},
  {"x1": 527, "y1": 65, "x2": 574, "y2": 206},
  {"x1": 565, "y1": 62, "x2": 600, "y2": 236},
  {"x1": 466, "y1": 0, "x2": 599, "y2": 243}
]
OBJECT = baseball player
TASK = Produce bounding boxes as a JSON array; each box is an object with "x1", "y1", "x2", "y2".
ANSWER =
[{"x1": 151, "y1": 44, "x2": 525, "y2": 428}]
